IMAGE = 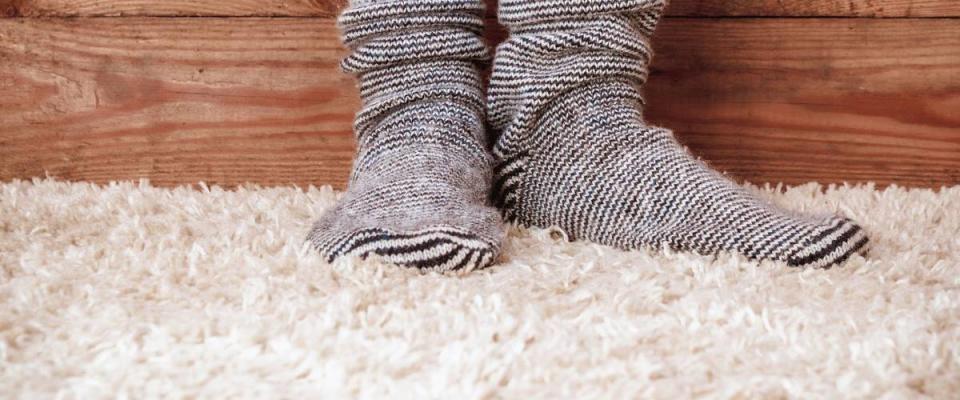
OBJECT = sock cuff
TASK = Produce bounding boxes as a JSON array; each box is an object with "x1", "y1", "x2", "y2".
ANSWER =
[
  {"x1": 338, "y1": 0, "x2": 489, "y2": 75},
  {"x1": 487, "y1": 1, "x2": 665, "y2": 145},
  {"x1": 340, "y1": 0, "x2": 486, "y2": 36},
  {"x1": 346, "y1": 0, "x2": 481, "y2": 7},
  {"x1": 498, "y1": 0, "x2": 666, "y2": 30}
]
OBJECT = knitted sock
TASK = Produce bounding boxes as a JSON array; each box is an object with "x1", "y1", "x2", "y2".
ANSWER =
[
  {"x1": 487, "y1": 0, "x2": 868, "y2": 268},
  {"x1": 308, "y1": 0, "x2": 503, "y2": 272}
]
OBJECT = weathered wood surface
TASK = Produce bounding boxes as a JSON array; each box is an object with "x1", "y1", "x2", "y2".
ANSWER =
[
  {"x1": 646, "y1": 18, "x2": 960, "y2": 188},
  {"x1": 1, "y1": 0, "x2": 957, "y2": 17},
  {"x1": 0, "y1": 18, "x2": 358, "y2": 188},
  {"x1": 0, "y1": 0, "x2": 346, "y2": 17},
  {"x1": 1, "y1": 18, "x2": 958, "y2": 188},
  {"x1": 666, "y1": 0, "x2": 960, "y2": 17}
]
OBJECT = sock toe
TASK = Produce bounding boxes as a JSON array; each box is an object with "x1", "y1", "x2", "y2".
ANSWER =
[
  {"x1": 787, "y1": 217, "x2": 870, "y2": 268},
  {"x1": 309, "y1": 225, "x2": 499, "y2": 272}
]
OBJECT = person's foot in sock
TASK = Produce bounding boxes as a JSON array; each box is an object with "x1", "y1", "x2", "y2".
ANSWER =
[
  {"x1": 487, "y1": 0, "x2": 868, "y2": 268},
  {"x1": 308, "y1": 0, "x2": 503, "y2": 272}
]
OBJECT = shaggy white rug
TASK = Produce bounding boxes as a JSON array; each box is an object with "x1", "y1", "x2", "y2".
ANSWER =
[{"x1": 1, "y1": 179, "x2": 958, "y2": 399}]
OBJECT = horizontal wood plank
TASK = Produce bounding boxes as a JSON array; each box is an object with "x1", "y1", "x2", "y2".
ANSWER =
[
  {"x1": 645, "y1": 18, "x2": 960, "y2": 187},
  {"x1": 0, "y1": 0, "x2": 346, "y2": 17},
  {"x1": 0, "y1": 18, "x2": 359, "y2": 188},
  {"x1": 2, "y1": 0, "x2": 958, "y2": 17},
  {"x1": 1, "y1": 18, "x2": 958, "y2": 189},
  {"x1": 667, "y1": 0, "x2": 960, "y2": 17}
]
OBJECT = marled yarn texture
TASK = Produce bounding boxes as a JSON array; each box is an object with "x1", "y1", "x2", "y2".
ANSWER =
[
  {"x1": 308, "y1": 0, "x2": 503, "y2": 272},
  {"x1": 487, "y1": 0, "x2": 869, "y2": 267}
]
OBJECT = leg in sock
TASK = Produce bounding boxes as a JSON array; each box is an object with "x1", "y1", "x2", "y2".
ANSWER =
[
  {"x1": 487, "y1": 0, "x2": 868, "y2": 268},
  {"x1": 308, "y1": 0, "x2": 503, "y2": 272}
]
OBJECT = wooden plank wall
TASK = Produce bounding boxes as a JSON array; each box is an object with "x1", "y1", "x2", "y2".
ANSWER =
[{"x1": 1, "y1": 1, "x2": 958, "y2": 189}]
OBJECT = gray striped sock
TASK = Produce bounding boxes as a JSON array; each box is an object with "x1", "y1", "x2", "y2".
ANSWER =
[
  {"x1": 488, "y1": 0, "x2": 869, "y2": 268},
  {"x1": 308, "y1": 0, "x2": 503, "y2": 272}
]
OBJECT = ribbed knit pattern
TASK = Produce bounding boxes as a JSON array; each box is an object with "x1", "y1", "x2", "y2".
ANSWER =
[
  {"x1": 487, "y1": 0, "x2": 869, "y2": 268},
  {"x1": 308, "y1": 0, "x2": 503, "y2": 272}
]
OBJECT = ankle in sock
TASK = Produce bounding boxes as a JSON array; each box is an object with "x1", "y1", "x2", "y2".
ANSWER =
[
  {"x1": 308, "y1": 0, "x2": 504, "y2": 272},
  {"x1": 487, "y1": 0, "x2": 868, "y2": 268}
]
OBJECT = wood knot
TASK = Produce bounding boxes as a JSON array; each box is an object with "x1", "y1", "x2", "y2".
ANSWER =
[{"x1": 1, "y1": 0, "x2": 23, "y2": 17}]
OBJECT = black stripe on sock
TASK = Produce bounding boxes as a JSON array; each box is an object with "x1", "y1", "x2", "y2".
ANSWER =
[
  {"x1": 788, "y1": 224, "x2": 862, "y2": 267},
  {"x1": 809, "y1": 218, "x2": 848, "y2": 244},
  {"x1": 821, "y1": 236, "x2": 870, "y2": 269}
]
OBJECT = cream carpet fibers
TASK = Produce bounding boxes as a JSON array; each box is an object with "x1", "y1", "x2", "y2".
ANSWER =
[{"x1": 1, "y1": 179, "x2": 958, "y2": 399}]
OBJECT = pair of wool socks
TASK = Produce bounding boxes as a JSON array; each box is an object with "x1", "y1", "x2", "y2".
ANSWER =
[{"x1": 308, "y1": 0, "x2": 869, "y2": 271}]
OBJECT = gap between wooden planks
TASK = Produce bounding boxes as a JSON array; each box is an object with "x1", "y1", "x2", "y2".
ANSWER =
[
  {"x1": 2, "y1": 0, "x2": 959, "y2": 17},
  {"x1": 1, "y1": 17, "x2": 958, "y2": 189}
]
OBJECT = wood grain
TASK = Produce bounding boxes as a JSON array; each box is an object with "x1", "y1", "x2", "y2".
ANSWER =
[
  {"x1": 0, "y1": 0, "x2": 346, "y2": 17},
  {"x1": 645, "y1": 18, "x2": 960, "y2": 187},
  {"x1": 2, "y1": 0, "x2": 958, "y2": 17},
  {"x1": 1, "y1": 18, "x2": 958, "y2": 188},
  {"x1": 666, "y1": 0, "x2": 960, "y2": 17},
  {"x1": 0, "y1": 18, "x2": 359, "y2": 188}
]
